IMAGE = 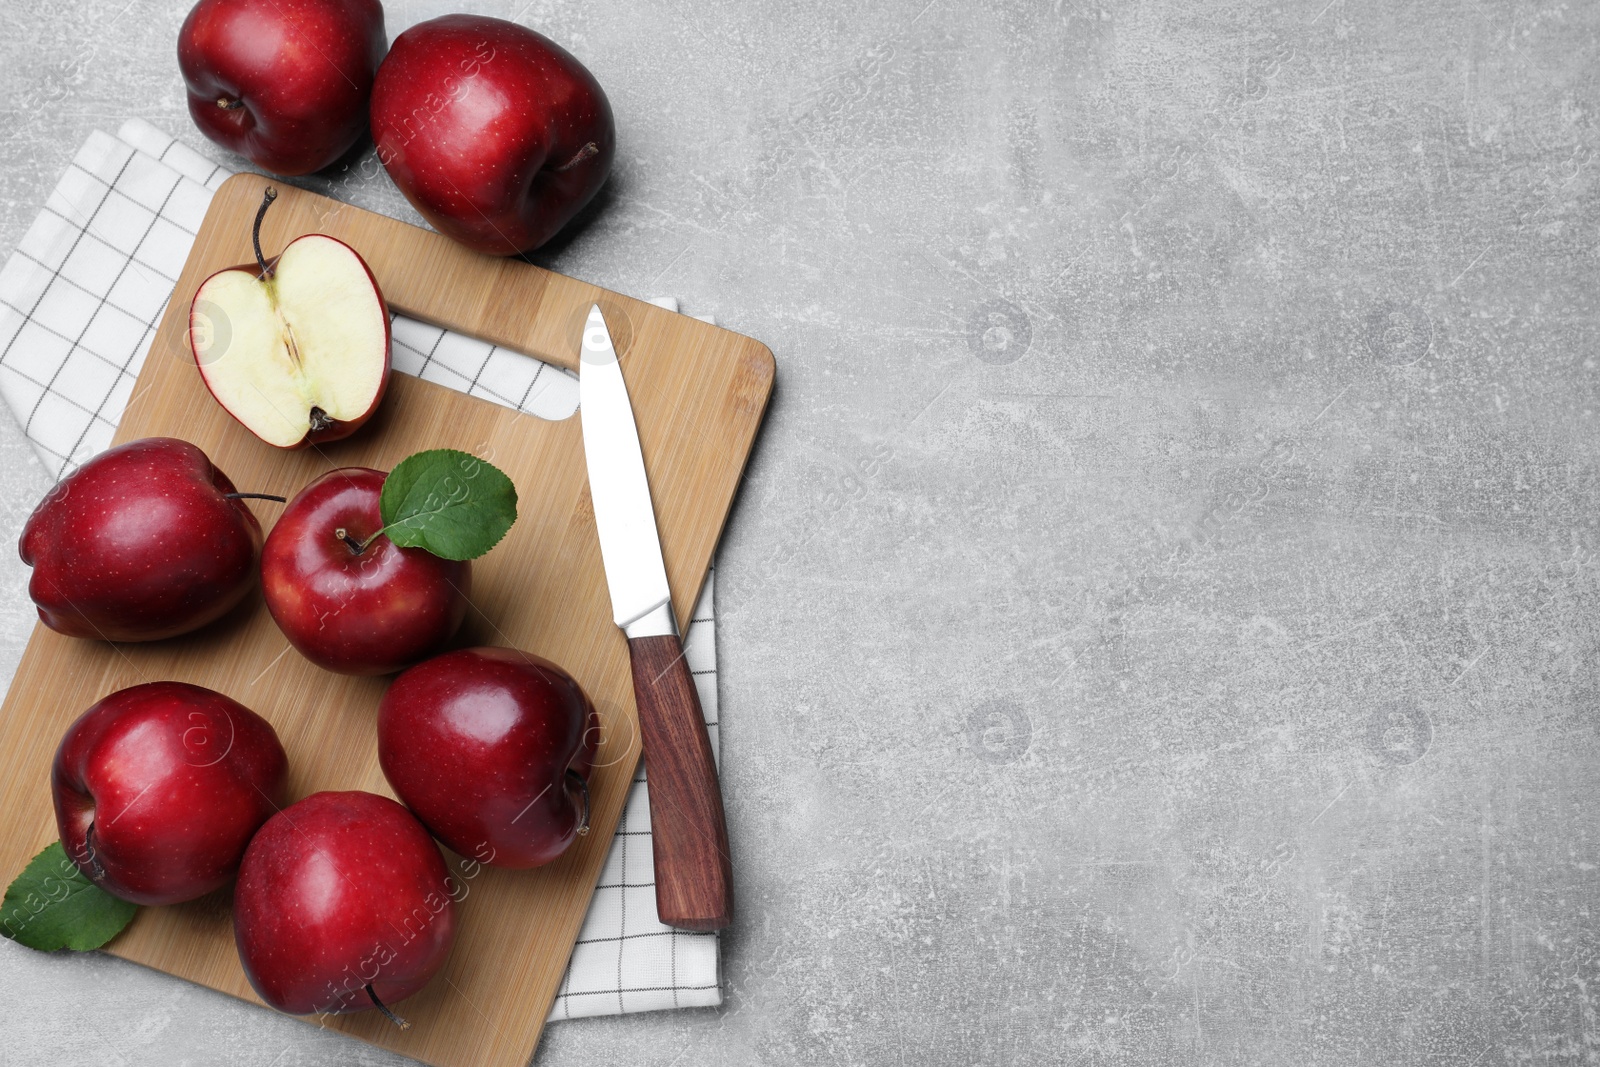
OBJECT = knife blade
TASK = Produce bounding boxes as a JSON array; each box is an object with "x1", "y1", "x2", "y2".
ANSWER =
[{"x1": 579, "y1": 304, "x2": 733, "y2": 932}]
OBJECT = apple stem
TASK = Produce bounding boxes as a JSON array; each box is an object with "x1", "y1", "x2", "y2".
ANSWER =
[
  {"x1": 252, "y1": 187, "x2": 278, "y2": 278},
  {"x1": 223, "y1": 492, "x2": 287, "y2": 503},
  {"x1": 333, "y1": 527, "x2": 367, "y2": 555},
  {"x1": 553, "y1": 142, "x2": 600, "y2": 173},
  {"x1": 568, "y1": 770, "x2": 591, "y2": 836},
  {"x1": 215, "y1": 96, "x2": 245, "y2": 111},
  {"x1": 82, "y1": 823, "x2": 107, "y2": 882},
  {"x1": 365, "y1": 984, "x2": 411, "y2": 1031}
]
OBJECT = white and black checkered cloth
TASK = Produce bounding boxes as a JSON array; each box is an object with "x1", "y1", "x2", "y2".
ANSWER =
[{"x1": 0, "y1": 119, "x2": 722, "y2": 1020}]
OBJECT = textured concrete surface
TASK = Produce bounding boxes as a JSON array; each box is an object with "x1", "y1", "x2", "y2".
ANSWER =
[{"x1": 3, "y1": 0, "x2": 1600, "y2": 1063}]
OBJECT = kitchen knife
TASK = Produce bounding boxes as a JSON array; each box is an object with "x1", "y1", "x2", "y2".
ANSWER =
[{"x1": 578, "y1": 304, "x2": 733, "y2": 932}]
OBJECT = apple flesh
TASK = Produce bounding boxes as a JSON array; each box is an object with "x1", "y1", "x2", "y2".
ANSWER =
[
  {"x1": 20, "y1": 437, "x2": 264, "y2": 642},
  {"x1": 370, "y1": 14, "x2": 615, "y2": 255},
  {"x1": 52, "y1": 682, "x2": 288, "y2": 905},
  {"x1": 261, "y1": 467, "x2": 469, "y2": 675},
  {"x1": 379, "y1": 647, "x2": 598, "y2": 868},
  {"x1": 234, "y1": 790, "x2": 457, "y2": 1017},
  {"x1": 178, "y1": 0, "x2": 387, "y2": 176},
  {"x1": 191, "y1": 194, "x2": 391, "y2": 449}
]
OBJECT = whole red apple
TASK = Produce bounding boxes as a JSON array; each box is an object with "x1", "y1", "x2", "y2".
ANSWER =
[
  {"x1": 370, "y1": 14, "x2": 615, "y2": 255},
  {"x1": 178, "y1": 0, "x2": 387, "y2": 176},
  {"x1": 234, "y1": 790, "x2": 456, "y2": 1018},
  {"x1": 53, "y1": 682, "x2": 287, "y2": 906},
  {"x1": 20, "y1": 437, "x2": 264, "y2": 642},
  {"x1": 379, "y1": 647, "x2": 598, "y2": 869},
  {"x1": 261, "y1": 468, "x2": 468, "y2": 675}
]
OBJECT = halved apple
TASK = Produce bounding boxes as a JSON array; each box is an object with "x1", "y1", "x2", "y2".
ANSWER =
[{"x1": 190, "y1": 189, "x2": 391, "y2": 449}]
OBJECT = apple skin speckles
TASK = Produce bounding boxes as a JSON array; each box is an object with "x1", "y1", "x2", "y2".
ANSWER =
[
  {"x1": 53, "y1": 681, "x2": 287, "y2": 905},
  {"x1": 233, "y1": 790, "x2": 456, "y2": 1016},
  {"x1": 261, "y1": 467, "x2": 470, "y2": 676},
  {"x1": 179, "y1": 0, "x2": 388, "y2": 177},
  {"x1": 20, "y1": 437, "x2": 263, "y2": 642},
  {"x1": 379, "y1": 647, "x2": 599, "y2": 869},
  {"x1": 370, "y1": 14, "x2": 615, "y2": 256}
]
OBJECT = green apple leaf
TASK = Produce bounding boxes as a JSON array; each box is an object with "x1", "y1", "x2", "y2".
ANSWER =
[
  {"x1": 1, "y1": 841, "x2": 137, "y2": 952},
  {"x1": 378, "y1": 449, "x2": 518, "y2": 561}
]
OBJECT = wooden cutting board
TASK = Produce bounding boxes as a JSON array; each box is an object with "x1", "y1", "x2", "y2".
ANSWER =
[{"x1": 0, "y1": 173, "x2": 773, "y2": 1066}]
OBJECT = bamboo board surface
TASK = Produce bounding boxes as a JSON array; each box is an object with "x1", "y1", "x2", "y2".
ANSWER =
[{"x1": 0, "y1": 173, "x2": 774, "y2": 1067}]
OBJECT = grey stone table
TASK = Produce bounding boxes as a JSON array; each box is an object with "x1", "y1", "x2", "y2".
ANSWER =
[{"x1": 3, "y1": 0, "x2": 1597, "y2": 1063}]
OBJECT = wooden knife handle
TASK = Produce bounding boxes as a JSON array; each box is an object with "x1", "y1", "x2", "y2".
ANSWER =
[{"x1": 627, "y1": 633, "x2": 733, "y2": 931}]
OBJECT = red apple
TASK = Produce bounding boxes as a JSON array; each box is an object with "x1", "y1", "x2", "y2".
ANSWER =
[
  {"x1": 20, "y1": 437, "x2": 264, "y2": 642},
  {"x1": 52, "y1": 682, "x2": 287, "y2": 905},
  {"x1": 233, "y1": 790, "x2": 456, "y2": 1018},
  {"x1": 379, "y1": 647, "x2": 598, "y2": 869},
  {"x1": 261, "y1": 468, "x2": 468, "y2": 675},
  {"x1": 370, "y1": 14, "x2": 615, "y2": 255},
  {"x1": 178, "y1": 0, "x2": 387, "y2": 176},
  {"x1": 190, "y1": 189, "x2": 392, "y2": 450}
]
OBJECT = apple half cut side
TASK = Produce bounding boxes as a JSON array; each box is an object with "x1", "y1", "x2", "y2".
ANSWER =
[{"x1": 191, "y1": 231, "x2": 391, "y2": 449}]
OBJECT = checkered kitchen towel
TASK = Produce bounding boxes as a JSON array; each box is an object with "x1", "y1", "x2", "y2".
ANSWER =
[{"x1": 0, "y1": 119, "x2": 722, "y2": 1019}]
